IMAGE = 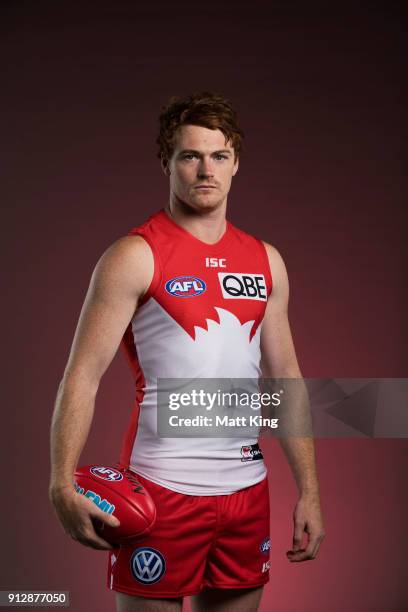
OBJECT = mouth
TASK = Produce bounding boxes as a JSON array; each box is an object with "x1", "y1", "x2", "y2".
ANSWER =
[{"x1": 194, "y1": 185, "x2": 216, "y2": 190}]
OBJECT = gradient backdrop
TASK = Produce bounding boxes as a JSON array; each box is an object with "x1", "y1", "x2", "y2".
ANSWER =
[{"x1": 2, "y1": 3, "x2": 407, "y2": 611}]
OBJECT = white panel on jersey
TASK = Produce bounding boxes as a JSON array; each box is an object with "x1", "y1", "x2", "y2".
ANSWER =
[{"x1": 129, "y1": 298, "x2": 267, "y2": 495}]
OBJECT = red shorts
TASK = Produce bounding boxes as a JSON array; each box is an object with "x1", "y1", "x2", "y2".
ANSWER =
[{"x1": 107, "y1": 473, "x2": 270, "y2": 599}]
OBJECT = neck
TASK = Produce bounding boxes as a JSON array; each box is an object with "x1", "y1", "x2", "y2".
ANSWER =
[{"x1": 166, "y1": 196, "x2": 228, "y2": 245}]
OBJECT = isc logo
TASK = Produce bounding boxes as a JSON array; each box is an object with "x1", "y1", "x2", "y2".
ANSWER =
[
  {"x1": 165, "y1": 276, "x2": 206, "y2": 297},
  {"x1": 205, "y1": 257, "x2": 226, "y2": 268},
  {"x1": 218, "y1": 273, "x2": 267, "y2": 301}
]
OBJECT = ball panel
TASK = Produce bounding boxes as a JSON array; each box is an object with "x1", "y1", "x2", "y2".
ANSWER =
[{"x1": 74, "y1": 465, "x2": 156, "y2": 544}]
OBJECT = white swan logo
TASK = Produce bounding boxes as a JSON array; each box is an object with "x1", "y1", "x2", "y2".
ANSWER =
[{"x1": 132, "y1": 303, "x2": 261, "y2": 379}]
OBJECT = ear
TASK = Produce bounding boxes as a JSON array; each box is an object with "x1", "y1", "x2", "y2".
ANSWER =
[
  {"x1": 161, "y1": 156, "x2": 171, "y2": 176},
  {"x1": 232, "y1": 156, "x2": 239, "y2": 177}
]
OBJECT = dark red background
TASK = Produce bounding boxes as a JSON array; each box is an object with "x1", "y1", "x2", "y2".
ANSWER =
[{"x1": 2, "y1": 3, "x2": 407, "y2": 611}]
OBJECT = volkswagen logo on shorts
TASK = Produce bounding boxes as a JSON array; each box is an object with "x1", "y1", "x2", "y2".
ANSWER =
[
  {"x1": 130, "y1": 547, "x2": 166, "y2": 584},
  {"x1": 90, "y1": 466, "x2": 123, "y2": 482},
  {"x1": 165, "y1": 276, "x2": 206, "y2": 297}
]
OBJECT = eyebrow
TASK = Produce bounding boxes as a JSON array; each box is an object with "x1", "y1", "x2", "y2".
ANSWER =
[{"x1": 178, "y1": 149, "x2": 232, "y2": 156}]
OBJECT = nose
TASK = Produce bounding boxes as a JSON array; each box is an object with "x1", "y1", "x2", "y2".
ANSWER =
[{"x1": 197, "y1": 156, "x2": 214, "y2": 179}]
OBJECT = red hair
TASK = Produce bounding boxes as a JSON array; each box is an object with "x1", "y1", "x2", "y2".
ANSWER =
[{"x1": 156, "y1": 91, "x2": 244, "y2": 164}]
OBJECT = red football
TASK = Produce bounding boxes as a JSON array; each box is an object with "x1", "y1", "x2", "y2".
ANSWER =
[{"x1": 74, "y1": 465, "x2": 156, "y2": 545}]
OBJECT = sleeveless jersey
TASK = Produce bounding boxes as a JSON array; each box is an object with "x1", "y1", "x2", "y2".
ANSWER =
[{"x1": 117, "y1": 209, "x2": 272, "y2": 495}]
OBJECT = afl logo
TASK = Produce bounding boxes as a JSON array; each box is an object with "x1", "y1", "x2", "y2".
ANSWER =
[
  {"x1": 130, "y1": 547, "x2": 166, "y2": 584},
  {"x1": 90, "y1": 466, "x2": 123, "y2": 482},
  {"x1": 165, "y1": 276, "x2": 206, "y2": 297},
  {"x1": 260, "y1": 537, "x2": 271, "y2": 555}
]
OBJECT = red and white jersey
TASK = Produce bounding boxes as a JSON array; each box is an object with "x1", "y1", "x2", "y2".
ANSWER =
[{"x1": 117, "y1": 209, "x2": 272, "y2": 495}]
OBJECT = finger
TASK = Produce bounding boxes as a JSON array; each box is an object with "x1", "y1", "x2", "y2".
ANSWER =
[
  {"x1": 287, "y1": 549, "x2": 308, "y2": 562},
  {"x1": 73, "y1": 528, "x2": 115, "y2": 551},
  {"x1": 91, "y1": 509, "x2": 120, "y2": 529},
  {"x1": 292, "y1": 521, "x2": 305, "y2": 552},
  {"x1": 309, "y1": 532, "x2": 325, "y2": 559},
  {"x1": 286, "y1": 548, "x2": 306, "y2": 562},
  {"x1": 287, "y1": 535, "x2": 321, "y2": 562},
  {"x1": 302, "y1": 537, "x2": 317, "y2": 560},
  {"x1": 305, "y1": 529, "x2": 325, "y2": 559},
  {"x1": 71, "y1": 514, "x2": 116, "y2": 551},
  {"x1": 91, "y1": 516, "x2": 119, "y2": 545},
  {"x1": 80, "y1": 497, "x2": 121, "y2": 529}
]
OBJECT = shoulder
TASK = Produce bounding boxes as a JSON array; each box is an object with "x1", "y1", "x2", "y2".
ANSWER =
[
  {"x1": 96, "y1": 234, "x2": 153, "y2": 273},
  {"x1": 261, "y1": 241, "x2": 289, "y2": 296},
  {"x1": 229, "y1": 222, "x2": 284, "y2": 270},
  {"x1": 101, "y1": 234, "x2": 152, "y2": 261},
  {"x1": 91, "y1": 234, "x2": 153, "y2": 297},
  {"x1": 261, "y1": 241, "x2": 287, "y2": 274}
]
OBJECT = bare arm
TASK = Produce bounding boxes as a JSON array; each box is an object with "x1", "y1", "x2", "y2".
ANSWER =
[
  {"x1": 260, "y1": 242, "x2": 325, "y2": 562},
  {"x1": 49, "y1": 235, "x2": 153, "y2": 550}
]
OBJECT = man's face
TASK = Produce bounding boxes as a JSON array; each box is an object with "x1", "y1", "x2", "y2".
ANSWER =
[{"x1": 164, "y1": 124, "x2": 239, "y2": 213}]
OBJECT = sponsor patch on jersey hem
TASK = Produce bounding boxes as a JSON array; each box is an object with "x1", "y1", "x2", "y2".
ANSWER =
[{"x1": 240, "y1": 443, "x2": 264, "y2": 462}]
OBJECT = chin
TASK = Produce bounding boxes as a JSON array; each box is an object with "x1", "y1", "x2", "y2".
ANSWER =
[
  {"x1": 194, "y1": 201, "x2": 221, "y2": 214},
  {"x1": 176, "y1": 193, "x2": 223, "y2": 215},
  {"x1": 192, "y1": 195, "x2": 223, "y2": 211}
]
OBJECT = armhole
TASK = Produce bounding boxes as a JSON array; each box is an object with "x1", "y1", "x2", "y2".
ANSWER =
[
  {"x1": 256, "y1": 238, "x2": 273, "y2": 298},
  {"x1": 130, "y1": 231, "x2": 163, "y2": 307}
]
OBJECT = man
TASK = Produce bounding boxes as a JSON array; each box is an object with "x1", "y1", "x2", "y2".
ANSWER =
[{"x1": 49, "y1": 91, "x2": 325, "y2": 612}]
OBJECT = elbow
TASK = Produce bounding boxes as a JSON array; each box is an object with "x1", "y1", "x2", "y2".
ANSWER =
[{"x1": 58, "y1": 367, "x2": 100, "y2": 398}]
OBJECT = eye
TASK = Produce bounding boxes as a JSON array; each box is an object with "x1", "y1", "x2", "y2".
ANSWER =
[
  {"x1": 182, "y1": 153, "x2": 197, "y2": 160},
  {"x1": 215, "y1": 154, "x2": 228, "y2": 161}
]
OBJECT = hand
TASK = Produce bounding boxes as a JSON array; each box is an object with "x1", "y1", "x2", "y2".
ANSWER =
[
  {"x1": 286, "y1": 492, "x2": 325, "y2": 562},
  {"x1": 49, "y1": 484, "x2": 120, "y2": 551}
]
